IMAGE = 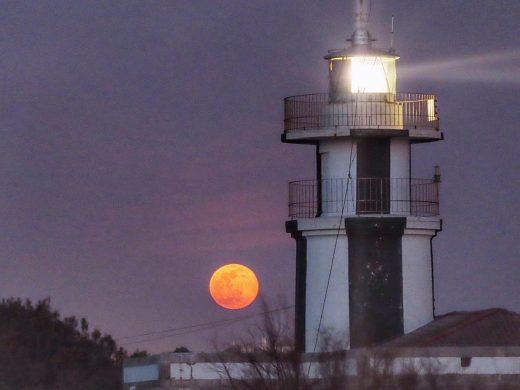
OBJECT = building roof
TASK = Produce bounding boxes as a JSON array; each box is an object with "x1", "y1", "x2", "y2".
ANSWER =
[{"x1": 384, "y1": 308, "x2": 520, "y2": 348}]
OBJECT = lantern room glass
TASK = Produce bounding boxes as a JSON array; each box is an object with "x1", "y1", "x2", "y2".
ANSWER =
[
  {"x1": 350, "y1": 56, "x2": 396, "y2": 94},
  {"x1": 328, "y1": 55, "x2": 397, "y2": 102}
]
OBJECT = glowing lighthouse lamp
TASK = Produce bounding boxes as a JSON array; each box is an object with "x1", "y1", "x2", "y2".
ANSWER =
[
  {"x1": 327, "y1": 48, "x2": 398, "y2": 98},
  {"x1": 326, "y1": 1, "x2": 398, "y2": 101},
  {"x1": 321, "y1": 1, "x2": 404, "y2": 133}
]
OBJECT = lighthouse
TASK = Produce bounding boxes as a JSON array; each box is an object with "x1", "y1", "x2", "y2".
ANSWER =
[{"x1": 284, "y1": 0, "x2": 442, "y2": 352}]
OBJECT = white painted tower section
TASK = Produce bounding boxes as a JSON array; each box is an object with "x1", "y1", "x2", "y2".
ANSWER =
[
  {"x1": 401, "y1": 220, "x2": 438, "y2": 333},
  {"x1": 320, "y1": 140, "x2": 357, "y2": 180},
  {"x1": 390, "y1": 138, "x2": 409, "y2": 179},
  {"x1": 319, "y1": 139, "x2": 357, "y2": 216},
  {"x1": 304, "y1": 222, "x2": 349, "y2": 351},
  {"x1": 390, "y1": 138, "x2": 410, "y2": 214}
]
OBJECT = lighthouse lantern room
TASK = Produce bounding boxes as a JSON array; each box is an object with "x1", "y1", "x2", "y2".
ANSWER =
[{"x1": 284, "y1": 0, "x2": 443, "y2": 352}]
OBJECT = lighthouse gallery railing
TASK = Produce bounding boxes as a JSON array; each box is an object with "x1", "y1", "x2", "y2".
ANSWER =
[
  {"x1": 284, "y1": 93, "x2": 439, "y2": 131},
  {"x1": 288, "y1": 178, "x2": 439, "y2": 218}
]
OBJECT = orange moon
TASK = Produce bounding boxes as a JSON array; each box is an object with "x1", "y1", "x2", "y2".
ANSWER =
[{"x1": 209, "y1": 264, "x2": 259, "y2": 310}]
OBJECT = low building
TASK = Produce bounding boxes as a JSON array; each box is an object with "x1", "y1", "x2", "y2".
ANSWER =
[{"x1": 122, "y1": 308, "x2": 520, "y2": 389}]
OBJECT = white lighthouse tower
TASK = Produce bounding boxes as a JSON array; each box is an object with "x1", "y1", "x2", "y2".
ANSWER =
[{"x1": 284, "y1": 0, "x2": 442, "y2": 352}]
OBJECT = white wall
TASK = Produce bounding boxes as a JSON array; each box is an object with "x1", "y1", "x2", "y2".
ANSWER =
[
  {"x1": 319, "y1": 139, "x2": 357, "y2": 215},
  {"x1": 168, "y1": 356, "x2": 520, "y2": 381},
  {"x1": 401, "y1": 232, "x2": 434, "y2": 333},
  {"x1": 123, "y1": 364, "x2": 159, "y2": 383},
  {"x1": 319, "y1": 139, "x2": 357, "y2": 179},
  {"x1": 392, "y1": 357, "x2": 520, "y2": 375},
  {"x1": 390, "y1": 138, "x2": 410, "y2": 214},
  {"x1": 171, "y1": 362, "x2": 234, "y2": 380},
  {"x1": 390, "y1": 138, "x2": 410, "y2": 179},
  {"x1": 304, "y1": 231, "x2": 349, "y2": 352}
]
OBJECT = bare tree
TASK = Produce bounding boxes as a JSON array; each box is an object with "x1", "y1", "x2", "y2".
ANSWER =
[{"x1": 211, "y1": 297, "x2": 310, "y2": 389}]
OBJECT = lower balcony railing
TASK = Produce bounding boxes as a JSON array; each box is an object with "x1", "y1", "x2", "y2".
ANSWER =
[{"x1": 288, "y1": 177, "x2": 439, "y2": 218}]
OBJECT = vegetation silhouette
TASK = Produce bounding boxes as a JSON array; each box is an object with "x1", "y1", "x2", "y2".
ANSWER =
[{"x1": 0, "y1": 297, "x2": 133, "y2": 390}]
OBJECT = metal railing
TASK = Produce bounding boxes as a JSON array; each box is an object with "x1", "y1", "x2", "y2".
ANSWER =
[
  {"x1": 288, "y1": 177, "x2": 439, "y2": 218},
  {"x1": 283, "y1": 93, "x2": 439, "y2": 132}
]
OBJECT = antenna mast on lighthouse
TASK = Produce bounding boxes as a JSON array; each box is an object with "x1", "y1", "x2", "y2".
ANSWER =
[{"x1": 351, "y1": 0, "x2": 372, "y2": 45}]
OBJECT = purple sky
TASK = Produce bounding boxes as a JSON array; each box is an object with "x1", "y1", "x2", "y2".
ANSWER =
[{"x1": 1, "y1": 0, "x2": 519, "y2": 353}]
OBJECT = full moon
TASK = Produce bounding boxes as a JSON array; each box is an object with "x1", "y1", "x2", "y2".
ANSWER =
[{"x1": 209, "y1": 264, "x2": 259, "y2": 310}]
